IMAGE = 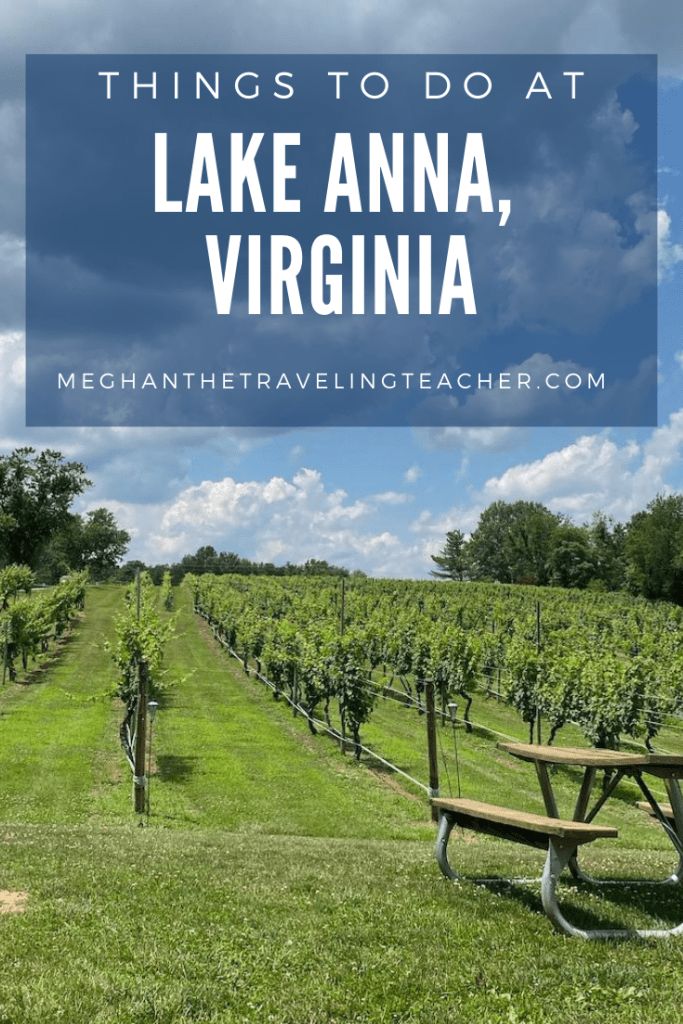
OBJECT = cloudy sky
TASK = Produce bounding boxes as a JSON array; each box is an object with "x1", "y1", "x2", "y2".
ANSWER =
[{"x1": 2, "y1": 1, "x2": 683, "y2": 576}]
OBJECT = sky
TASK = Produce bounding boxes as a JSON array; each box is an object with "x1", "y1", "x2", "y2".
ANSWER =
[{"x1": 1, "y1": 1, "x2": 683, "y2": 577}]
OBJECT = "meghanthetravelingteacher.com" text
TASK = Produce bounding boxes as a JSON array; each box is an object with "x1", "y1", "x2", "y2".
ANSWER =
[{"x1": 56, "y1": 369, "x2": 605, "y2": 393}]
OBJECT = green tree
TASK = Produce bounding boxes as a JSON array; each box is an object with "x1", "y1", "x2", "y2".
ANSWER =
[
  {"x1": 78, "y1": 509, "x2": 130, "y2": 580},
  {"x1": 547, "y1": 524, "x2": 596, "y2": 589},
  {"x1": 116, "y1": 560, "x2": 148, "y2": 584},
  {"x1": 466, "y1": 501, "x2": 562, "y2": 585},
  {"x1": 625, "y1": 494, "x2": 683, "y2": 603},
  {"x1": 430, "y1": 529, "x2": 467, "y2": 580},
  {"x1": 37, "y1": 508, "x2": 130, "y2": 582},
  {"x1": 0, "y1": 448, "x2": 90, "y2": 568},
  {"x1": 588, "y1": 512, "x2": 627, "y2": 590}
]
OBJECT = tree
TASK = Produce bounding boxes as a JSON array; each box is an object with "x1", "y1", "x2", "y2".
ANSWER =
[
  {"x1": 77, "y1": 509, "x2": 130, "y2": 580},
  {"x1": 625, "y1": 494, "x2": 683, "y2": 603},
  {"x1": 178, "y1": 546, "x2": 221, "y2": 575},
  {"x1": 37, "y1": 508, "x2": 130, "y2": 582},
  {"x1": 587, "y1": 513, "x2": 626, "y2": 590},
  {"x1": 302, "y1": 559, "x2": 349, "y2": 577},
  {"x1": 116, "y1": 560, "x2": 148, "y2": 584},
  {"x1": 0, "y1": 448, "x2": 90, "y2": 568},
  {"x1": 430, "y1": 529, "x2": 467, "y2": 580},
  {"x1": 34, "y1": 515, "x2": 82, "y2": 583},
  {"x1": 547, "y1": 525, "x2": 596, "y2": 589},
  {"x1": 466, "y1": 501, "x2": 562, "y2": 585}
]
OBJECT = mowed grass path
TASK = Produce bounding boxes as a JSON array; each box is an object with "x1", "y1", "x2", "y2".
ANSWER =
[
  {"x1": 0, "y1": 584, "x2": 429, "y2": 837},
  {"x1": 150, "y1": 587, "x2": 430, "y2": 839},
  {"x1": 0, "y1": 585, "x2": 129, "y2": 823},
  {"x1": 1, "y1": 584, "x2": 683, "y2": 1024}
]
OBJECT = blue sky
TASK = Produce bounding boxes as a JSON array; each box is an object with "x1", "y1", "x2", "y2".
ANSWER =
[{"x1": 1, "y1": 1, "x2": 682, "y2": 576}]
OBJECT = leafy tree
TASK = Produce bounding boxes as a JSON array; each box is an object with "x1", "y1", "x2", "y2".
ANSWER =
[
  {"x1": 77, "y1": 509, "x2": 130, "y2": 580},
  {"x1": 430, "y1": 529, "x2": 467, "y2": 580},
  {"x1": 116, "y1": 560, "x2": 148, "y2": 584},
  {"x1": 547, "y1": 525, "x2": 596, "y2": 589},
  {"x1": 625, "y1": 494, "x2": 683, "y2": 603},
  {"x1": 37, "y1": 508, "x2": 130, "y2": 582},
  {"x1": 466, "y1": 501, "x2": 562, "y2": 585},
  {"x1": 301, "y1": 559, "x2": 350, "y2": 577},
  {"x1": 0, "y1": 448, "x2": 90, "y2": 568},
  {"x1": 588, "y1": 513, "x2": 627, "y2": 590}
]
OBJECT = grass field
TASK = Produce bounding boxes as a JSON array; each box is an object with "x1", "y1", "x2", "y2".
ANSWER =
[{"x1": 1, "y1": 584, "x2": 683, "y2": 1024}]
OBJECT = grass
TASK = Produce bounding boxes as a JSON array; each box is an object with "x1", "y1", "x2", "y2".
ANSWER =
[
  {"x1": 1, "y1": 825, "x2": 683, "y2": 1024},
  {"x1": 0, "y1": 584, "x2": 682, "y2": 1023},
  {"x1": 0, "y1": 585, "x2": 125, "y2": 823},
  {"x1": 150, "y1": 598, "x2": 429, "y2": 839}
]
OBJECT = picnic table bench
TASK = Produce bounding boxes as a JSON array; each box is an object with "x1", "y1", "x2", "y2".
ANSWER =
[
  {"x1": 638, "y1": 801, "x2": 675, "y2": 822},
  {"x1": 431, "y1": 745, "x2": 683, "y2": 940}
]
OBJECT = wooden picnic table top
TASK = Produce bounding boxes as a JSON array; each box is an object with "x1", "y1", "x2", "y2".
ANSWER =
[
  {"x1": 643, "y1": 753, "x2": 683, "y2": 767},
  {"x1": 498, "y1": 742, "x2": 649, "y2": 768},
  {"x1": 498, "y1": 742, "x2": 683, "y2": 773}
]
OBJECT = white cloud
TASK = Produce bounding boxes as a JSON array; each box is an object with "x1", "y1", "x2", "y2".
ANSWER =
[
  {"x1": 0, "y1": 330, "x2": 290, "y2": 503},
  {"x1": 404, "y1": 464, "x2": 422, "y2": 484},
  {"x1": 493, "y1": 166, "x2": 656, "y2": 335},
  {"x1": 659, "y1": 208, "x2": 683, "y2": 280},
  {"x1": 3, "y1": 1, "x2": 680, "y2": 79},
  {"x1": 479, "y1": 413, "x2": 683, "y2": 521},
  {"x1": 106, "y1": 467, "x2": 412, "y2": 575},
  {"x1": 371, "y1": 490, "x2": 411, "y2": 505},
  {"x1": 406, "y1": 412, "x2": 683, "y2": 571}
]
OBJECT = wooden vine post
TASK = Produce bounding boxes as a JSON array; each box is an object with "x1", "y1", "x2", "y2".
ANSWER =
[
  {"x1": 132, "y1": 569, "x2": 149, "y2": 814},
  {"x1": 425, "y1": 679, "x2": 439, "y2": 821},
  {"x1": 535, "y1": 601, "x2": 542, "y2": 744},
  {"x1": 133, "y1": 659, "x2": 149, "y2": 814},
  {"x1": 1, "y1": 619, "x2": 9, "y2": 686}
]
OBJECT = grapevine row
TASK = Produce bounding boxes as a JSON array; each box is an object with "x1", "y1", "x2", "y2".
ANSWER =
[
  {"x1": 188, "y1": 573, "x2": 683, "y2": 751},
  {"x1": 0, "y1": 565, "x2": 88, "y2": 682}
]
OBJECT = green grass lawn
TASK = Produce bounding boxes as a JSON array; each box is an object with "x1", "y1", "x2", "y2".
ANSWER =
[{"x1": 1, "y1": 584, "x2": 683, "y2": 1024}]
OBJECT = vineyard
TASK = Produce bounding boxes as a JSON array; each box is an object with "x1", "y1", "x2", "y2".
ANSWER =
[
  {"x1": 0, "y1": 574, "x2": 682, "y2": 1022},
  {"x1": 189, "y1": 573, "x2": 683, "y2": 764},
  {"x1": 0, "y1": 566, "x2": 88, "y2": 682}
]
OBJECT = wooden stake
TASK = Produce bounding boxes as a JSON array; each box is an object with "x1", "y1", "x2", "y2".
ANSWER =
[
  {"x1": 536, "y1": 601, "x2": 542, "y2": 744},
  {"x1": 133, "y1": 660, "x2": 148, "y2": 814},
  {"x1": 1, "y1": 620, "x2": 9, "y2": 686},
  {"x1": 340, "y1": 678, "x2": 348, "y2": 754},
  {"x1": 425, "y1": 680, "x2": 439, "y2": 821}
]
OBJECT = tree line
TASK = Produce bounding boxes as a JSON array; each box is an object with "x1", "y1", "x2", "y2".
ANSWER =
[
  {"x1": 0, "y1": 447, "x2": 130, "y2": 582},
  {"x1": 116, "y1": 546, "x2": 364, "y2": 586},
  {"x1": 3, "y1": 446, "x2": 680, "y2": 603},
  {"x1": 431, "y1": 496, "x2": 683, "y2": 603}
]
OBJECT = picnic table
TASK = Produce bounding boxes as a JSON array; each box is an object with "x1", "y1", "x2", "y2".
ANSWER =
[
  {"x1": 498, "y1": 743, "x2": 683, "y2": 886},
  {"x1": 431, "y1": 744, "x2": 683, "y2": 940}
]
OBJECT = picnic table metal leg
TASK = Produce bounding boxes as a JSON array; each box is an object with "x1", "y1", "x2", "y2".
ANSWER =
[
  {"x1": 569, "y1": 769, "x2": 633, "y2": 885},
  {"x1": 534, "y1": 761, "x2": 596, "y2": 885},
  {"x1": 634, "y1": 774, "x2": 683, "y2": 884},
  {"x1": 541, "y1": 838, "x2": 683, "y2": 939},
  {"x1": 664, "y1": 778, "x2": 683, "y2": 883},
  {"x1": 569, "y1": 770, "x2": 683, "y2": 888},
  {"x1": 535, "y1": 762, "x2": 559, "y2": 818},
  {"x1": 568, "y1": 768, "x2": 597, "y2": 883},
  {"x1": 541, "y1": 840, "x2": 594, "y2": 938},
  {"x1": 435, "y1": 811, "x2": 459, "y2": 881}
]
